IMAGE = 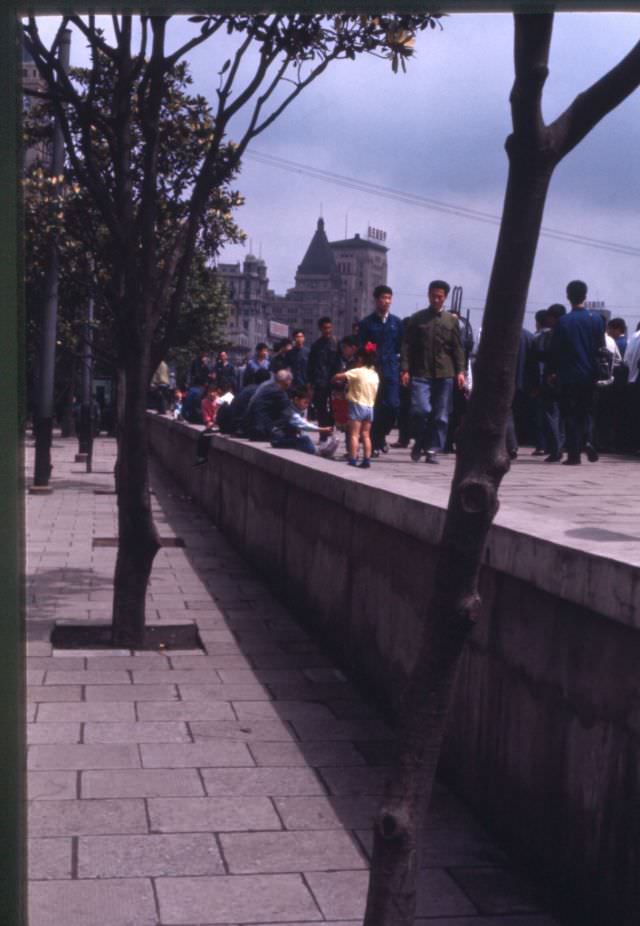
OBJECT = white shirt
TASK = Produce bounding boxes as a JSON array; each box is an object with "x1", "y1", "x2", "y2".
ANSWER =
[{"x1": 624, "y1": 330, "x2": 640, "y2": 384}]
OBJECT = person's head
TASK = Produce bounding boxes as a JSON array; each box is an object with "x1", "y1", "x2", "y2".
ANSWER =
[
  {"x1": 340, "y1": 335, "x2": 358, "y2": 360},
  {"x1": 428, "y1": 280, "x2": 450, "y2": 312},
  {"x1": 546, "y1": 303, "x2": 566, "y2": 329},
  {"x1": 373, "y1": 284, "x2": 393, "y2": 315},
  {"x1": 217, "y1": 350, "x2": 228, "y2": 365},
  {"x1": 275, "y1": 369, "x2": 293, "y2": 390},
  {"x1": 355, "y1": 342, "x2": 377, "y2": 368},
  {"x1": 318, "y1": 316, "x2": 333, "y2": 338},
  {"x1": 289, "y1": 385, "x2": 310, "y2": 411},
  {"x1": 535, "y1": 309, "x2": 549, "y2": 331},
  {"x1": 566, "y1": 280, "x2": 587, "y2": 306},
  {"x1": 253, "y1": 368, "x2": 271, "y2": 386},
  {"x1": 608, "y1": 317, "x2": 627, "y2": 338},
  {"x1": 255, "y1": 342, "x2": 269, "y2": 360},
  {"x1": 292, "y1": 329, "x2": 305, "y2": 348}
]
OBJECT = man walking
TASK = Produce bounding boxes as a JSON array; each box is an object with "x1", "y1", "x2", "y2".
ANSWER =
[
  {"x1": 358, "y1": 285, "x2": 403, "y2": 456},
  {"x1": 548, "y1": 280, "x2": 605, "y2": 465},
  {"x1": 401, "y1": 280, "x2": 466, "y2": 464},
  {"x1": 289, "y1": 329, "x2": 310, "y2": 387}
]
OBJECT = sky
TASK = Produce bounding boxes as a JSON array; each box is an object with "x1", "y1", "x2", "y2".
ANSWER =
[{"x1": 31, "y1": 13, "x2": 640, "y2": 335}]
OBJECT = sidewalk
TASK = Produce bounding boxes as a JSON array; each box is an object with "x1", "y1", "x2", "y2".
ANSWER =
[{"x1": 26, "y1": 435, "x2": 562, "y2": 926}]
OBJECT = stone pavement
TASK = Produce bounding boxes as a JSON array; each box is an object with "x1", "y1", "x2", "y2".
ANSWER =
[{"x1": 26, "y1": 435, "x2": 565, "y2": 926}]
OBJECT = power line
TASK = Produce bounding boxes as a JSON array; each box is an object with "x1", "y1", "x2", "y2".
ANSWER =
[{"x1": 246, "y1": 150, "x2": 640, "y2": 259}]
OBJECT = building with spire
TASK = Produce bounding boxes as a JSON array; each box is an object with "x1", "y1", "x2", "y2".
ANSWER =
[{"x1": 219, "y1": 218, "x2": 390, "y2": 352}]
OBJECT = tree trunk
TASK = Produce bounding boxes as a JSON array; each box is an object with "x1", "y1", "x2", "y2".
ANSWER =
[
  {"x1": 110, "y1": 353, "x2": 160, "y2": 648},
  {"x1": 363, "y1": 113, "x2": 556, "y2": 926}
]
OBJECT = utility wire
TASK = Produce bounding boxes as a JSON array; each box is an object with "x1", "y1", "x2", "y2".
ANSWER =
[{"x1": 246, "y1": 150, "x2": 640, "y2": 259}]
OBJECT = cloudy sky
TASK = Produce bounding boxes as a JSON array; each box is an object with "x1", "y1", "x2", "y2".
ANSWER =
[{"x1": 33, "y1": 13, "x2": 640, "y2": 334}]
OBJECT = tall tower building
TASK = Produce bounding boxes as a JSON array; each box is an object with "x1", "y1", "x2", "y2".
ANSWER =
[{"x1": 330, "y1": 229, "x2": 388, "y2": 331}]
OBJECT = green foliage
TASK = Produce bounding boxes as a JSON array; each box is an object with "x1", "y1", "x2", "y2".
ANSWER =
[{"x1": 22, "y1": 59, "x2": 242, "y2": 382}]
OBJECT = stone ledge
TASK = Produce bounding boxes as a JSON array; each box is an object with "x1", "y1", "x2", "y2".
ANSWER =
[{"x1": 148, "y1": 413, "x2": 639, "y2": 629}]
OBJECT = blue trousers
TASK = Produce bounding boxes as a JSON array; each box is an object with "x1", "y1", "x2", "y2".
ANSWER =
[
  {"x1": 271, "y1": 434, "x2": 316, "y2": 455},
  {"x1": 410, "y1": 377, "x2": 454, "y2": 453}
]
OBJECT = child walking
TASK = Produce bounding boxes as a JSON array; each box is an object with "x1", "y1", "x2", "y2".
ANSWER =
[{"x1": 332, "y1": 343, "x2": 379, "y2": 468}]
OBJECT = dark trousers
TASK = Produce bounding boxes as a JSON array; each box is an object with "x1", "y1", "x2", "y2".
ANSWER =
[
  {"x1": 560, "y1": 382, "x2": 595, "y2": 460},
  {"x1": 371, "y1": 376, "x2": 399, "y2": 450},
  {"x1": 397, "y1": 383, "x2": 412, "y2": 446},
  {"x1": 312, "y1": 386, "x2": 333, "y2": 430},
  {"x1": 271, "y1": 433, "x2": 316, "y2": 455},
  {"x1": 540, "y1": 390, "x2": 563, "y2": 457},
  {"x1": 196, "y1": 427, "x2": 214, "y2": 462}
]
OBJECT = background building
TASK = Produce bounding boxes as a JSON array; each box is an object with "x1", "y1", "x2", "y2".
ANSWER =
[{"x1": 218, "y1": 218, "x2": 390, "y2": 353}]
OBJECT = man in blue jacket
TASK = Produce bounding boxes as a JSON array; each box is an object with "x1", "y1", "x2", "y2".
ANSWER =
[
  {"x1": 358, "y1": 285, "x2": 403, "y2": 455},
  {"x1": 548, "y1": 279, "x2": 605, "y2": 465}
]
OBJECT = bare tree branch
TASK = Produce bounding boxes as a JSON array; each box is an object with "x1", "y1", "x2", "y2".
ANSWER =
[
  {"x1": 67, "y1": 15, "x2": 117, "y2": 61},
  {"x1": 166, "y1": 18, "x2": 227, "y2": 68},
  {"x1": 550, "y1": 35, "x2": 640, "y2": 161}
]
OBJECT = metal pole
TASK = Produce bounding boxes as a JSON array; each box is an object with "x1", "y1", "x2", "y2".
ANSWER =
[
  {"x1": 32, "y1": 27, "x2": 71, "y2": 488},
  {"x1": 76, "y1": 265, "x2": 94, "y2": 467}
]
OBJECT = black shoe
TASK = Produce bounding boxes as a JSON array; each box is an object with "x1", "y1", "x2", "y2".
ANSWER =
[
  {"x1": 425, "y1": 451, "x2": 439, "y2": 464},
  {"x1": 381, "y1": 442, "x2": 390, "y2": 454},
  {"x1": 585, "y1": 443, "x2": 599, "y2": 462},
  {"x1": 359, "y1": 458, "x2": 371, "y2": 469},
  {"x1": 544, "y1": 453, "x2": 563, "y2": 463},
  {"x1": 371, "y1": 449, "x2": 380, "y2": 459},
  {"x1": 410, "y1": 444, "x2": 422, "y2": 462},
  {"x1": 562, "y1": 456, "x2": 581, "y2": 465}
]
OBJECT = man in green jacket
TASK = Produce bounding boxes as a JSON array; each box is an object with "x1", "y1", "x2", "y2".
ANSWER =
[{"x1": 401, "y1": 280, "x2": 466, "y2": 463}]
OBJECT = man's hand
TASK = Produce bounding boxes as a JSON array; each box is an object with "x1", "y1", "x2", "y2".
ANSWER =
[
  {"x1": 401, "y1": 371, "x2": 410, "y2": 387},
  {"x1": 319, "y1": 426, "x2": 334, "y2": 434},
  {"x1": 456, "y1": 372, "x2": 466, "y2": 390}
]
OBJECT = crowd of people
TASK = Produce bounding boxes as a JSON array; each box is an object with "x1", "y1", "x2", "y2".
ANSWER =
[{"x1": 150, "y1": 279, "x2": 640, "y2": 470}]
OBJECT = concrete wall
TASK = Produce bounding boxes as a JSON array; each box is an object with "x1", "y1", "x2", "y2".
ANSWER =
[{"x1": 148, "y1": 413, "x2": 640, "y2": 926}]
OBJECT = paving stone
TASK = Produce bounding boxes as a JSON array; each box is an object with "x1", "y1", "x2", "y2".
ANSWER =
[
  {"x1": 28, "y1": 685, "x2": 83, "y2": 702},
  {"x1": 189, "y1": 718, "x2": 295, "y2": 742},
  {"x1": 306, "y1": 868, "x2": 477, "y2": 920},
  {"x1": 140, "y1": 740, "x2": 254, "y2": 768},
  {"x1": 156, "y1": 873, "x2": 321, "y2": 924},
  {"x1": 28, "y1": 837, "x2": 72, "y2": 880},
  {"x1": 29, "y1": 743, "x2": 140, "y2": 770},
  {"x1": 86, "y1": 655, "x2": 172, "y2": 670},
  {"x1": 27, "y1": 723, "x2": 81, "y2": 745},
  {"x1": 289, "y1": 717, "x2": 394, "y2": 741},
  {"x1": 131, "y1": 669, "x2": 222, "y2": 684},
  {"x1": 274, "y1": 795, "x2": 378, "y2": 830},
  {"x1": 448, "y1": 867, "x2": 542, "y2": 915},
  {"x1": 137, "y1": 699, "x2": 235, "y2": 722},
  {"x1": 177, "y1": 683, "x2": 270, "y2": 701},
  {"x1": 28, "y1": 657, "x2": 87, "y2": 671},
  {"x1": 29, "y1": 878, "x2": 157, "y2": 926},
  {"x1": 29, "y1": 798, "x2": 148, "y2": 837},
  {"x1": 221, "y1": 829, "x2": 367, "y2": 874},
  {"x1": 148, "y1": 796, "x2": 282, "y2": 833},
  {"x1": 219, "y1": 668, "x2": 306, "y2": 684},
  {"x1": 83, "y1": 721, "x2": 191, "y2": 744},
  {"x1": 318, "y1": 766, "x2": 393, "y2": 795},
  {"x1": 28, "y1": 770, "x2": 78, "y2": 801},
  {"x1": 170, "y1": 652, "x2": 252, "y2": 669},
  {"x1": 84, "y1": 683, "x2": 178, "y2": 701},
  {"x1": 249, "y1": 740, "x2": 366, "y2": 768},
  {"x1": 44, "y1": 670, "x2": 131, "y2": 685},
  {"x1": 202, "y1": 767, "x2": 324, "y2": 797},
  {"x1": 78, "y1": 832, "x2": 225, "y2": 877},
  {"x1": 82, "y1": 768, "x2": 204, "y2": 798},
  {"x1": 37, "y1": 701, "x2": 136, "y2": 722},
  {"x1": 233, "y1": 700, "x2": 335, "y2": 723}
]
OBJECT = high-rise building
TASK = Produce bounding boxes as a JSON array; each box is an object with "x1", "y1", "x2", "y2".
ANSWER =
[
  {"x1": 330, "y1": 228, "x2": 388, "y2": 333},
  {"x1": 22, "y1": 45, "x2": 50, "y2": 171}
]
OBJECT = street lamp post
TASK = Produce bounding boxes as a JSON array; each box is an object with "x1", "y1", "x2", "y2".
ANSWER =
[
  {"x1": 32, "y1": 27, "x2": 71, "y2": 489},
  {"x1": 76, "y1": 266, "x2": 94, "y2": 471}
]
